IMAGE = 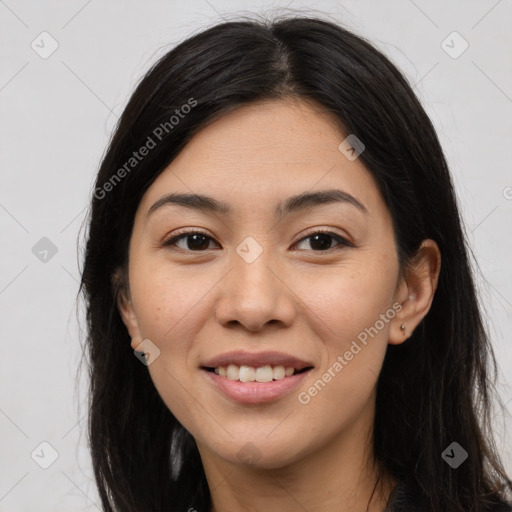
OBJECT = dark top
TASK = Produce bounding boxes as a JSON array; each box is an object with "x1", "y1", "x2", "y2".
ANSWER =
[
  {"x1": 384, "y1": 479, "x2": 512, "y2": 511},
  {"x1": 383, "y1": 479, "x2": 421, "y2": 512}
]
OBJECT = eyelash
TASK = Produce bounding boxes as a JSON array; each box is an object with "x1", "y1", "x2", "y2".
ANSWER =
[{"x1": 161, "y1": 229, "x2": 353, "y2": 253}]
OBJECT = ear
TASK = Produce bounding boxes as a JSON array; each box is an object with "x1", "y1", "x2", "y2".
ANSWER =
[
  {"x1": 112, "y1": 268, "x2": 143, "y2": 351},
  {"x1": 389, "y1": 239, "x2": 441, "y2": 345}
]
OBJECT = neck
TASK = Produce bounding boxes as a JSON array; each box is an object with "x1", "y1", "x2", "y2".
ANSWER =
[{"x1": 199, "y1": 401, "x2": 397, "y2": 512}]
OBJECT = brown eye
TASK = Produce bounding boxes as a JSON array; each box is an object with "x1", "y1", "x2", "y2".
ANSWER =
[
  {"x1": 162, "y1": 229, "x2": 352, "y2": 253},
  {"x1": 293, "y1": 231, "x2": 352, "y2": 251},
  {"x1": 162, "y1": 231, "x2": 218, "y2": 251}
]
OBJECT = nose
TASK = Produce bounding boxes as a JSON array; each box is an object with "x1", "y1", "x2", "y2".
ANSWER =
[{"x1": 215, "y1": 245, "x2": 296, "y2": 332}]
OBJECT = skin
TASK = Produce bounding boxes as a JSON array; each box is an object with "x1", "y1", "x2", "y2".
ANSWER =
[{"x1": 117, "y1": 98, "x2": 441, "y2": 512}]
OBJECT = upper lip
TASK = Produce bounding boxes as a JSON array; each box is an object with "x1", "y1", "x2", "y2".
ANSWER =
[{"x1": 201, "y1": 350, "x2": 314, "y2": 371}]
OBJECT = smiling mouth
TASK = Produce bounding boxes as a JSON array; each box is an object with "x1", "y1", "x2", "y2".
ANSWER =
[{"x1": 202, "y1": 364, "x2": 314, "y2": 383}]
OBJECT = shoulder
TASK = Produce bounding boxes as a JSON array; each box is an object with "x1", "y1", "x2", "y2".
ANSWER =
[
  {"x1": 385, "y1": 479, "x2": 512, "y2": 512},
  {"x1": 385, "y1": 478, "x2": 421, "y2": 512}
]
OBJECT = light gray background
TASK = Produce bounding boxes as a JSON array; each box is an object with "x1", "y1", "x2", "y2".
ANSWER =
[{"x1": 1, "y1": 1, "x2": 511, "y2": 510}]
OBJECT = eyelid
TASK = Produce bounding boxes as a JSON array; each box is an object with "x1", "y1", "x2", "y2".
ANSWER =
[
  {"x1": 161, "y1": 227, "x2": 354, "y2": 252},
  {"x1": 161, "y1": 229, "x2": 217, "y2": 249},
  {"x1": 295, "y1": 227, "x2": 354, "y2": 248}
]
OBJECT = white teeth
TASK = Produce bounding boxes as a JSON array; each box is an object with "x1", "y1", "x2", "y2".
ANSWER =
[
  {"x1": 226, "y1": 364, "x2": 239, "y2": 381},
  {"x1": 256, "y1": 365, "x2": 273, "y2": 382},
  {"x1": 239, "y1": 365, "x2": 256, "y2": 382},
  {"x1": 273, "y1": 365, "x2": 285, "y2": 380},
  {"x1": 213, "y1": 364, "x2": 300, "y2": 382}
]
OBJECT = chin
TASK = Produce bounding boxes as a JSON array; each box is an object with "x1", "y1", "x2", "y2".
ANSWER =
[{"x1": 215, "y1": 438, "x2": 304, "y2": 470}]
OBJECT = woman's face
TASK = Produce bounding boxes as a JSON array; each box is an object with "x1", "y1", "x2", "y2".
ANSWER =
[{"x1": 118, "y1": 98, "x2": 410, "y2": 469}]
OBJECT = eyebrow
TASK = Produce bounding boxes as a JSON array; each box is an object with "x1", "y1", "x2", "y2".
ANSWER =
[{"x1": 146, "y1": 188, "x2": 368, "y2": 220}]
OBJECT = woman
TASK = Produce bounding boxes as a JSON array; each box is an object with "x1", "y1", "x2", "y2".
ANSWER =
[{"x1": 79, "y1": 14, "x2": 512, "y2": 512}]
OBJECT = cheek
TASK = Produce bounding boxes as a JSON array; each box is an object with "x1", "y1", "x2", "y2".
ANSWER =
[
  {"x1": 296, "y1": 254, "x2": 397, "y2": 402},
  {"x1": 128, "y1": 263, "x2": 212, "y2": 427},
  {"x1": 130, "y1": 258, "x2": 211, "y2": 343},
  {"x1": 295, "y1": 300, "x2": 393, "y2": 432},
  {"x1": 302, "y1": 253, "x2": 398, "y2": 346}
]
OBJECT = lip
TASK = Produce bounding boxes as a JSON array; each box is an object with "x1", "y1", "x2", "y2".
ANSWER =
[
  {"x1": 200, "y1": 350, "x2": 313, "y2": 371},
  {"x1": 201, "y1": 367, "x2": 313, "y2": 404}
]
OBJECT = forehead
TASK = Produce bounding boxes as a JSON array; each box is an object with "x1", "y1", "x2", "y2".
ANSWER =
[{"x1": 138, "y1": 99, "x2": 385, "y2": 219}]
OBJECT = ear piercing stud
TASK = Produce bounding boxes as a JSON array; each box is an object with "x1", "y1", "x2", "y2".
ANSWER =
[{"x1": 399, "y1": 294, "x2": 413, "y2": 334}]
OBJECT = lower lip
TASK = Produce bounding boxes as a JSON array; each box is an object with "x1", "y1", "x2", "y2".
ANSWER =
[{"x1": 201, "y1": 368, "x2": 312, "y2": 404}]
